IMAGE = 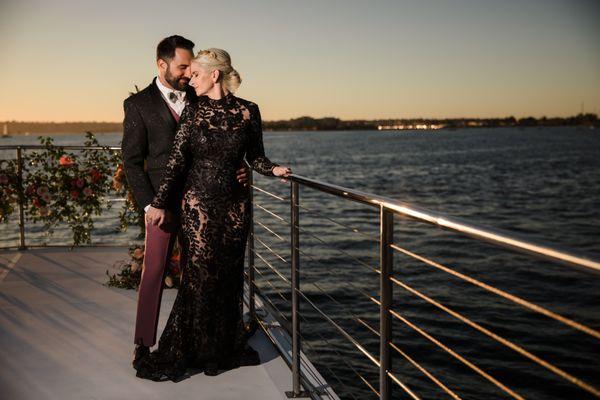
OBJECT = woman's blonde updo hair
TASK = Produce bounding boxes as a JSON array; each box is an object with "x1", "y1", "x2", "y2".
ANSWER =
[{"x1": 193, "y1": 48, "x2": 242, "y2": 93}]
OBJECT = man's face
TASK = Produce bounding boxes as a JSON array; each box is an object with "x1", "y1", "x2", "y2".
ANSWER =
[{"x1": 158, "y1": 48, "x2": 193, "y2": 90}]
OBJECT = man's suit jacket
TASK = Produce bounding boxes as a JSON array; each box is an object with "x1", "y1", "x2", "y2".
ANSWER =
[{"x1": 121, "y1": 77, "x2": 196, "y2": 211}]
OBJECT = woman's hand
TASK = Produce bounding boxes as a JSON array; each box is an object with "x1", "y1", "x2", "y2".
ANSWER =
[
  {"x1": 146, "y1": 206, "x2": 167, "y2": 226},
  {"x1": 272, "y1": 166, "x2": 292, "y2": 183}
]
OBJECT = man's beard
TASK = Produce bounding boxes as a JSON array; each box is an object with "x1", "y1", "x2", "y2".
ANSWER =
[{"x1": 165, "y1": 70, "x2": 189, "y2": 91}]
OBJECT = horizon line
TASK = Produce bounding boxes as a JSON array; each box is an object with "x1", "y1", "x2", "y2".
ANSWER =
[{"x1": 2, "y1": 112, "x2": 598, "y2": 125}]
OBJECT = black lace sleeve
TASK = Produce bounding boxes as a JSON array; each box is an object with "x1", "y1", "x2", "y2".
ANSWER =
[
  {"x1": 150, "y1": 106, "x2": 194, "y2": 209},
  {"x1": 246, "y1": 103, "x2": 279, "y2": 176}
]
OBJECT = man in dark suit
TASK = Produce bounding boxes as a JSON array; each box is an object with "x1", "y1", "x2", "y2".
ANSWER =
[{"x1": 122, "y1": 35, "x2": 248, "y2": 368}]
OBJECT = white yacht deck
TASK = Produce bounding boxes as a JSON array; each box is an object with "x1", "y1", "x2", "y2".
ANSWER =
[{"x1": 0, "y1": 246, "x2": 332, "y2": 400}]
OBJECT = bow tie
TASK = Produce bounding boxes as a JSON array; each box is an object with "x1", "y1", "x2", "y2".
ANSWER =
[{"x1": 168, "y1": 91, "x2": 184, "y2": 103}]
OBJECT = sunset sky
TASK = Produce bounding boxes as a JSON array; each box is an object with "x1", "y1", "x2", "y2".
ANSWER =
[{"x1": 1, "y1": 0, "x2": 599, "y2": 122}]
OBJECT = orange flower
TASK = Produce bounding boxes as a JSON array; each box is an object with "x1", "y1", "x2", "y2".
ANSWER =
[
  {"x1": 59, "y1": 155, "x2": 74, "y2": 167},
  {"x1": 132, "y1": 247, "x2": 144, "y2": 260}
]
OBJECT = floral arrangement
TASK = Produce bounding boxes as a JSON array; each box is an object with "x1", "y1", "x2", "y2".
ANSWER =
[
  {"x1": 112, "y1": 162, "x2": 145, "y2": 238},
  {"x1": 105, "y1": 242, "x2": 183, "y2": 290},
  {"x1": 21, "y1": 133, "x2": 123, "y2": 246},
  {"x1": 0, "y1": 160, "x2": 19, "y2": 223},
  {"x1": 1, "y1": 130, "x2": 180, "y2": 290}
]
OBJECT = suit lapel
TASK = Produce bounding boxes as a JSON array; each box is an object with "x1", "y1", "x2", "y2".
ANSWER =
[{"x1": 148, "y1": 77, "x2": 177, "y2": 131}]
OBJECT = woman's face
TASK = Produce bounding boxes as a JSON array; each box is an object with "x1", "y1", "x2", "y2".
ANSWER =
[{"x1": 189, "y1": 63, "x2": 215, "y2": 96}]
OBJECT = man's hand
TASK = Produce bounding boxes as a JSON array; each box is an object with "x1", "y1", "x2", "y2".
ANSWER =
[
  {"x1": 146, "y1": 206, "x2": 167, "y2": 226},
  {"x1": 236, "y1": 164, "x2": 250, "y2": 187}
]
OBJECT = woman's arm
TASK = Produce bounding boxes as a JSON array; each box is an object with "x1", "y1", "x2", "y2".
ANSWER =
[{"x1": 245, "y1": 103, "x2": 280, "y2": 176}]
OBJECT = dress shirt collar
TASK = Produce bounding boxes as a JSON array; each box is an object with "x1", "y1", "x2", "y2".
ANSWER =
[{"x1": 155, "y1": 76, "x2": 187, "y2": 103}]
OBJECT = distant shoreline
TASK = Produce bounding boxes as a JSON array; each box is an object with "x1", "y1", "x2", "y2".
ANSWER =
[{"x1": 1, "y1": 113, "x2": 597, "y2": 135}]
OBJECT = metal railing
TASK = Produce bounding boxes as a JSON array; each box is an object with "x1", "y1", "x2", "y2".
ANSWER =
[
  {"x1": 2, "y1": 144, "x2": 600, "y2": 399},
  {"x1": 247, "y1": 172, "x2": 600, "y2": 400}
]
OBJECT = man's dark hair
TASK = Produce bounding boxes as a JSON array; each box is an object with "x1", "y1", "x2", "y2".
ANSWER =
[{"x1": 156, "y1": 35, "x2": 195, "y2": 62}]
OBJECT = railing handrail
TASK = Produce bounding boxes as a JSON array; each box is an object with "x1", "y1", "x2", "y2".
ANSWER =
[
  {"x1": 0, "y1": 145, "x2": 121, "y2": 150},
  {"x1": 287, "y1": 173, "x2": 600, "y2": 274}
]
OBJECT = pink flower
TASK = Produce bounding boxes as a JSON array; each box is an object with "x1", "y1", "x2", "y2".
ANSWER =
[
  {"x1": 41, "y1": 192, "x2": 52, "y2": 202},
  {"x1": 26, "y1": 185, "x2": 36, "y2": 195},
  {"x1": 70, "y1": 190, "x2": 79, "y2": 199},
  {"x1": 83, "y1": 187, "x2": 93, "y2": 197},
  {"x1": 75, "y1": 178, "x2": 85, "y2": 188},
  {"x1": 89, "y1": 168, "x2": 103, "y2": 182},
  {"x1": 0, "y1": 174, "x2": 8, "y2": 184},
  {"x1": 36, "y1": 186, "x2": 49, "y2": 196}
]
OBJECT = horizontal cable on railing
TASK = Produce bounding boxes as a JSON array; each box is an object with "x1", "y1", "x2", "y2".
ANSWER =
[
  {"x1": 254, "y1": 235, "x2": 288, "y2": 264},
  {"x1": 251, "y1": 185, "x2": 289, "y2": 202},
  {"x1": 252, "y1": 263, "x2": 290, "y2": 305},
  {"x1": 311, "y1": 282, "x2": 460, "y2": 399},
  {"x1": 387, "y1": 273, "x2": 600, "y2": 398},
  {"x1": 296, "y1": 310, "x2": 377, "y2": 400},
  {"x1": 357, "y1": 320, "x2": 462, "y2": 400},
  {"x1": 297, "y1": 203, "x2": 379, "y2": 243},
  {"x1": 310, "y1": 278, "x2": 461, "y2": 399},
  {"x1": 251, "y1": 247, "x2": 290, "y2": 284},
  {"x1": 388, "y1": 342, "x2": 462, "y2": 400},
  {"x1": 288, "y1": 247, "x2": 373, "y2": 312},
  {"x1": 243, "y1": 270, "x2": 289, "y2": 325},
  {"x1": 297, "y1": 224, "x2": 378, "y2": 275},
  {"x1": 247, "y1": 266, "x2": 355, "y2": 400},
  {"x1": 390, "y1": 243, "x2": 600, "y2": 341},
  {"x1": 297, "y1": 243, "x2": 379, "y2": 276},
  {"x1": 241, "y1": 287, "x2": 335, "y2": 400},
  {"x1": 255, "y1": 219, "x2": 285, "y2": 242},
  {"x1": 368, "y1": 294, "x2": 524, "y2": 400},
  {"x1": 294, "y1": 285, "x2": 422, "y2": 399},
  {"x1": 253, "y1": 202, "x2": 290, "y2": 226}
]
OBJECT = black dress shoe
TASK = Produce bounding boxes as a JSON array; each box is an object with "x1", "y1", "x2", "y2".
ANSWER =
[
  {"x1": 204, "y1": 362, "x2": 220, "y2": 376},
  {"x1": 132, "y1": 345, "x2": 149, "y2": 370}
]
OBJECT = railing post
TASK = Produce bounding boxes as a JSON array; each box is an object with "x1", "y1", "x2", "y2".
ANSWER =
[
  {"x1": 16, "y1": 147, "x2": 27, "y2": 250},
  {"x1": 247, "y1": 169, "x2": 256, "y2": 330},
  {"x1": 286, "y1": 180, "x2": 310, "y2": 398},
  {"x1": 379, "y1": 205, "x2": 393, "y2": 400}
]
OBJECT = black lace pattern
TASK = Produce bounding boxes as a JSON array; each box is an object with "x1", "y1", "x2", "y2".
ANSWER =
[{"x1": 135, "y1": 92, "x2": 279, "y2": 381}]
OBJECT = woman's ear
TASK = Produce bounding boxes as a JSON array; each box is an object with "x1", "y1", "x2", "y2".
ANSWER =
[{"x1": 212, "y1": 69, "x2": 220, "y2": 83}]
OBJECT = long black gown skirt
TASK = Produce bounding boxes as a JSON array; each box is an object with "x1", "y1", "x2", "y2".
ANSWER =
[{"x1": 134, "y1": 92, "x2": 279, "y2": 381}]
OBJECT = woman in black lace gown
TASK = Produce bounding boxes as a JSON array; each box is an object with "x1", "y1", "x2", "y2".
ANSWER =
[{"x1": 135, "y1": 48, "x2": 291, "y2": 381}]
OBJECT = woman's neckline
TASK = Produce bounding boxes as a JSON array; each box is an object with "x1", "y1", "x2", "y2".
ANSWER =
[{"x1": 203, "y1": 91, "x2": 234, "y2": 106}]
